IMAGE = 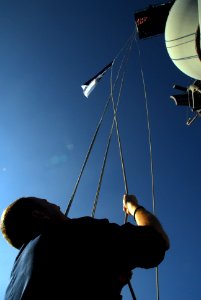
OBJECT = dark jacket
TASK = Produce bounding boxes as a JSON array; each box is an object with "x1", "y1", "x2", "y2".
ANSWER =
[{"x1": 5, "y1": 217, "x2": 167, "y2": 299}]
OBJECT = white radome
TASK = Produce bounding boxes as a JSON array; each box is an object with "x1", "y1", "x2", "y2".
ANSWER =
[{"x1": 165, "y1": 0, "x2": 201, "y2": 80}]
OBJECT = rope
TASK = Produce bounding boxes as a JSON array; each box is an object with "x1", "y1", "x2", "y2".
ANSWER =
[
  {"x1": 64, "y1": 96, "x2": 111, "y2": 216},
  {"x1": 91, "y1": 115, "x2": 114, "y2": 218},
  {"x1": 110, "y1": 35, "x2": 137, "y2": 300},
  {"x1": 110, "y1": 65, "x2": 129, "y2": 195},
  {"x1": 64, "y1": 30, "x2": 159, "y2": 300},
  {"x1": 91, "y1": 40, "x2": 133, "y2": 217},
  {"x1": 134, "y1": 32, "x2": 159, "y2": 300},
  {"x1": 65, "y1": 32, "x2": 136, "y2": 300},
  {"x1": 89, "y1": 34, "x2": 137, "y2": 299},
  {"x1": 115, "y1": 34, "x2": 139, "y2": 300},
  {"x1": 110, "y1": 32, "x2": 136, "y2": 197},
  {"x1": 65, "y1": 33, "x2": 135, "y2": 217},
  {"x1": 91, "y1": 32, "x2": 136, "y2": 219}
]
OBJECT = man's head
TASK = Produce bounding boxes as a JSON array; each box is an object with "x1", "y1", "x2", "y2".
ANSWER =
[{"x1": 0, "y1": 197, "x2": 66, "y2": 249}]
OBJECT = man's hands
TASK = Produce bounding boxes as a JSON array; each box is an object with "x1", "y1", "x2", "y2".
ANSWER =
[
  {"x1": 123, "y1": 194, "x2": 139, "y2": 217},
  {"x1": 123, "y1": 194, "x2": 170, "y2": 249}
]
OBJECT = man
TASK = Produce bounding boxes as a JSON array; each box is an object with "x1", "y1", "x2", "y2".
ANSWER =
[{"x1": 0, "y1": 194, "x2": 169, "y2": 300}]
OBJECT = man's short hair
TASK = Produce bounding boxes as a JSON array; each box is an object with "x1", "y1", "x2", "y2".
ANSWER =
[{"x1": 0, "y1": 197, "x2": 46, "y2": 249}]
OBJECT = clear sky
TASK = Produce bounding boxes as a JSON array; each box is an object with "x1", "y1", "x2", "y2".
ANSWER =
[{"x1": 0, "y1": 1, "x2": 201, "y2": 299}]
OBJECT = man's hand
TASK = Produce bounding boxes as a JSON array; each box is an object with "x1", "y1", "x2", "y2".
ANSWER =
[
  {"x1": 122, "y1": 194, "x2": 170, "y2": 249},
  {"x1": 123, "y1": 194, "x2": 139, "y2": 216}
]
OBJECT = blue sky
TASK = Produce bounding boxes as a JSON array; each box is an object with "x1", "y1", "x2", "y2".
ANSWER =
[{"x1": 0, "y1": 1, "x2": 201, "y2": 299}]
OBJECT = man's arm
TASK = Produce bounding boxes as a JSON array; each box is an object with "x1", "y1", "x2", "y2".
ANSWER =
[{"x1": 123, "y1": 194, "x2": 170, "y2": 250}]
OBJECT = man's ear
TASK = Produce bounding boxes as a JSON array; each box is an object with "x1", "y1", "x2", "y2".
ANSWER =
[{"x1": 32, "y1": 210, "x2": 50, "y2": 220}]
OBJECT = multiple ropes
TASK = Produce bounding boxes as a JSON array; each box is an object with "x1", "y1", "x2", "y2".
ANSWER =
[
  {"x1": 64, "y1": 31, "x2": 160, "y2": 300},
  {"x1": 134, "y1": 33, "x2": 160, "y2": 300},
  {"x1": 64, "y1": 33, "x2": 135, "y2": 217}
]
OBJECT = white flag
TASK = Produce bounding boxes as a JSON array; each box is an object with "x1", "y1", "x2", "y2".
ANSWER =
[{"x1": 81, "y1": 61, "x2": 114, "y2": 98}]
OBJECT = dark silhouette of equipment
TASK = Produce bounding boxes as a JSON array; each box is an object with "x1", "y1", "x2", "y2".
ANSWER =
[
  {"x1": 170, "y1": 80, "x2": 201, "y2": 125},
  {"x1": 134, "y1": 1, "x2": 175, "y2": 39}
]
